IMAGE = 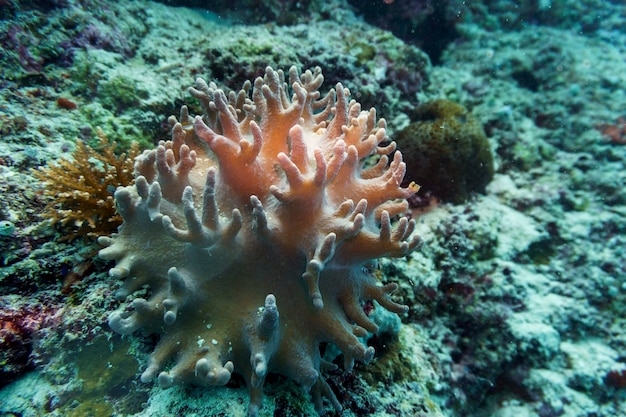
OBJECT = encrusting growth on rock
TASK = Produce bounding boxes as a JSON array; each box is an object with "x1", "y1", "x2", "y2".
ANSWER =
[
  {"x1": 33, "y1": 130, "x2": 141, "y2": 240},
  {"x1": 396, "y1": 99, "x2": 494, "y2": 204},
  {"x1": 99, "y1": 66, "x2": 421, "y2": 415}
]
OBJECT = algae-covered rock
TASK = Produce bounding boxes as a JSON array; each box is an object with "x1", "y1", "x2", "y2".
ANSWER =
[{"x1": 396, "y1": 99, "x2": 494, "y2": 204}]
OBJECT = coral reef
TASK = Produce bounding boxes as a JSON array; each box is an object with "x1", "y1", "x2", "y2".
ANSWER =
[
  {"x1": 99, "y1": 66, "x2": 421, "y2": 415},
  {"x1": 153, "y1": 0, "x2": 339, "y2": 25},
  {"x1": 0, "y1": 297, "x2": 59, "y2": 387},
  {"x1": 0, "y1": 0, "x2": 429, "y2": 169},
  {"x1": 3, "y1": 1, "x2": 626, "y2": 416},
  {"x1": 396, "y1": 99, "x2": 494, "y2": 204},
  {"x1": 33, "y1": 131, "x2": 140, "y2": 240}
]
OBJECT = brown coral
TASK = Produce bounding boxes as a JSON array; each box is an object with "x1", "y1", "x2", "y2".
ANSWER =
[
  {"x1": 33, "y1": 130, "x2": 140, "y2": 240},
  {"x1": 596, "y1": 116, "x2": 626, "y2": 145},
  {"x1": 396, "y1": 99, "x2": 494, "y2": 204}
]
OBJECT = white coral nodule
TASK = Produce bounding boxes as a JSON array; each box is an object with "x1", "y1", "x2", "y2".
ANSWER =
[{"x1": 99, "y1": 66, "x2": 421, "y2": 416}]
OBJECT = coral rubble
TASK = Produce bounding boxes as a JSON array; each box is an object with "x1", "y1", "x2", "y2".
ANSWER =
[{"x1": 99, "y1": 66, "x2": 421, "y2": 415}]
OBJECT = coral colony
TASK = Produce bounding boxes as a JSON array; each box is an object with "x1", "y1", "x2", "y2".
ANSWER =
[
  {"x1": 99, "y1": 66, "x2": 421, "y2": 415},
  {"x1": 34, "y1": 132, "x2": 140, "y2": 240}
]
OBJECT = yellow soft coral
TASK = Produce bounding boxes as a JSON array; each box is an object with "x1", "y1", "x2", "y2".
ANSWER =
[{"x1": 33, "y1": 130, "x2": 141, "y2": 240}]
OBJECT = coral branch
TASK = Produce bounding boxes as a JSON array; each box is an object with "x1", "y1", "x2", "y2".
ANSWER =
[{"x1": 33, "y1": 132, "x2": 140, "y2": 240}]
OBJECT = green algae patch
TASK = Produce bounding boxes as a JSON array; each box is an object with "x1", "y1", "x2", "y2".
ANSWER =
[
  {"x1": 61, "y1": 335, "x2": 139, "y2": 417},
  {"x1": 98, "y1": 75, "x2": 150, "y2": 113},
  {"x1": 361, "y1": 335, "x2": 419, "y2": 385}
]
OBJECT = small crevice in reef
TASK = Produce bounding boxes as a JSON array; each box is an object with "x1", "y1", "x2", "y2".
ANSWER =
[{"x1": 347, "y1": 0, "x2": 460, "y2": 65}]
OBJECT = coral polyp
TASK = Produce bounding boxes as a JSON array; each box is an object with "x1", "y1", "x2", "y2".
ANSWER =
[{"x1": 99, "y1": 66, "x2": 420, "y2": 415}]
